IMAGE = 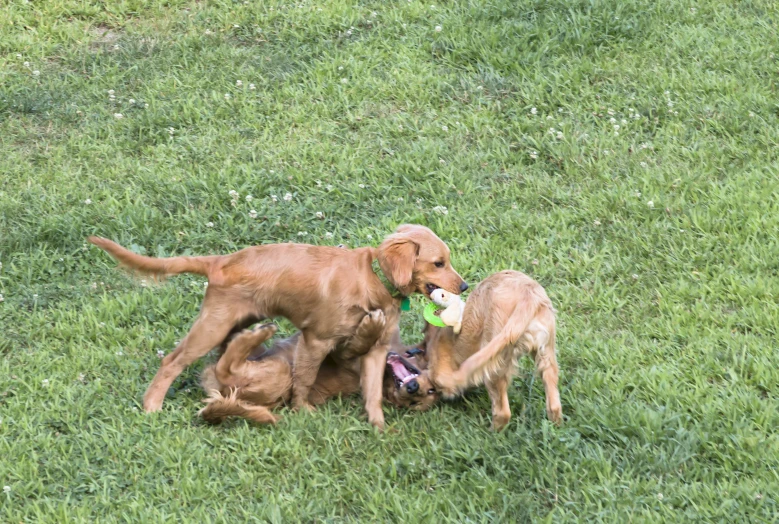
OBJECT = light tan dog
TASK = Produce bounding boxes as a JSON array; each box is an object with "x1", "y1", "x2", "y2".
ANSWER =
[
  {"x1": 424, "y1": 270, "x2": 562, "y2": 430},
  {"x1": 199, "y1": 310, "x2": 438, "y2": 424},
  {"x1": 89, "y1": 224, "x2": 465, "y2": 429}
]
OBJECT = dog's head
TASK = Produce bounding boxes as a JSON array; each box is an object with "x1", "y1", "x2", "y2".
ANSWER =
[
  {"x1": 384, "y1": 352, "x2": 438, "y2": 411},
  {"x1": 377, "y1": 224, "x2": 467, "y2": 298}
]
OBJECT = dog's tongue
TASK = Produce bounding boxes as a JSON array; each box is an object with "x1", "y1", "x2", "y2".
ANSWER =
[{"x1": 387, "y1": 354, "x2": 415, "y2": 384}]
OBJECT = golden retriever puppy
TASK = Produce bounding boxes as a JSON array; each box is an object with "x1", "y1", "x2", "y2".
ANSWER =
[
  {"x1": 89, "y1": 225, "x2": 462, "y2": 429},
  {"x1": 424, "y1": 270, "x2": 562, "y2": 430},
  {"x1": 199, "y1": 311, "x2": 438, "y2": 424}
]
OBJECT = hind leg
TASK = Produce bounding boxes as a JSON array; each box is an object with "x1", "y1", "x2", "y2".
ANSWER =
[
  {"x1": 534, "y1": 342, "x2": 562, "y2": 425},
  {"x1": 215, "y1": 323, "x2": 278, "y2": 386},
  {"x1": 143, "y1": 289, "x2": 258, "y2": 412},
  {"x1": 486, "y1": 375, "x2": 511, "y2": 431}
]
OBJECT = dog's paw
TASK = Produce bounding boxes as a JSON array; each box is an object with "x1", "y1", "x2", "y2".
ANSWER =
[{"x1": 356, "y1": 309, "x2": 386, "y2": 337}]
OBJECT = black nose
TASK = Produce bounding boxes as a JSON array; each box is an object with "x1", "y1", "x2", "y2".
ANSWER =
[
  {"x1": 406, "y1": 379, "x2": 419, "y2": 394},
  {"x1": 459, "y1": 282, "x2": 469, "y2": 292}
]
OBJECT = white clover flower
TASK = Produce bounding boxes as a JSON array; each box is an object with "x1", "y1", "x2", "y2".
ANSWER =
[
  {"x1": 0, "y1": 294, "x2": 4, "y2": 303},
  {"x1": 621, "y1": 119, "x2": 627, "y2": 125},
  {"x1": 84, "y1": 198, "x2": 92, "y2": 205},
  {"x1": 530, "y1": 107, "x2": 537, "y2": 115},
  {"x1": 42, "y1": 379, "x2": 49, "y2": 387},
  {"x1": 326, "y1": 184, "x2": 333, "y2": 191},
  {"x1": 249, "y1": 210, "x2": 258, "y2": 219},
  {"x1": 236, "y1": 80, "x2": 243, "y2": 87},
  {"x1": 245, "y1": 194, "x2": 253, "y2": 202},
  {"x1": 23, "y1": 61, "x2": 30, "y2": 67},
  {"x1": 129, "y1": 99, "x2": 136, "y2": 104},
  {"x1": 32, "y1": 70, "x2": 40, "y2": 76},
  {"x1": 229, "y1": 189, "x2": 238, "y2": 197},
  {"x1": 358, "y1": 184, "x2": 365, "y2": 189},
  {"x1": 271, "y1": 195, "x2": 278, "y2": 202},
  {"x1": 530, "y1": 151, "x2": 538, "y2": 159},
  {"x1": 610, "y1": 117, "x2": 616, "y2": 124},
  {"x1": 16, "y1": 53, "x2": 22, "y2": 58},
  {"x1": 206, "y1": 221, "x2": 214, "y2": 227},
  {"x1": 249, "y1": 84, "x2": 256, "y2": 90},
  {"x1": 338, "y1": 66, "x2": 344, "y2": 71},
  {"x1": 632, "y1": 274, "x2": 639, "y2": 280},
  {"x1": 432, "y1": 205, "x2": 448, "y2": 215},
  {"x1": 607, "y1": 109, "x2": 615, "y2": 116},
  {"x1": 3, "y1": 486, "x2": 9, "y2": 493},
  {"x1": 233, "y1": 24, "x2": 240, "y2": 28},
  {"x1": 224, "y1": 93, "x2": 231, "y2": 100},
  {"x1": 435, "y1": 25, "x2": 442, "y2": 32},
  {"x1": 283, "y1": 192, "x2": 292, "y2": 201},
  {"x1": 647, "y1": 200, "x2": 654, "y2": 208},
  {"x1": 325, "y1": 232, "x2": 333, "y2": 239},
  {"x1": 613, "y1": 124, "x2": 620, "y2": 131},
  {"x1": 205, "y1": 29, "x2": 212, "y2": 35},
  {"x1": 640, "y1": 162, "x2": 647, "y2": 167},
  {"x1": 315, "y1": 211, "x2": 324, "y2": 219},
  {"x1": 114, "y1": 113, "x2": 123, "y2": 119},
  {"x1": 546, "y1": 115, "x2": 552, "y2": 120},
  {"x1": 315, "y1": 180, "x2": 322, "y2": 187},
  {"x1": 116, "y1": 351, "x2": 123, "y2": 356},
  {"x1": 549, "y1": 128, "x2": 556, "y2": 134},
  {"x1": 367, "y1": 234, "x2": 373, "y2": 240},
  {"x1": 594, "y1": 219, "x2": 601, "y2": 226},
  {"x1": 108, "y1": 89, "x2": 115, "y2": 95},
  {"x1": 168, "y1": 127, "x2": 175, "y2": 135},
  {"x1": 144, "y1": 103, "x2": 149, "y2": 108},
  {"x1": 556, "y1": 131, "x2": 564, "y2": 139},
  {"x1": 341, "y1": 78, "x2": 348, "y2": 84},
  {"x1": 298, "y1": 231, "x2": 307, "y2": 236},
  {"x1": 441, "y1": 125, "x2": 448, "y2": 132}
]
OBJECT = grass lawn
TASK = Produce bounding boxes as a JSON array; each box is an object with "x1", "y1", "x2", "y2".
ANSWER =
[{"x1": 1, "y1": 0, "x2": 778, "y2": 520}]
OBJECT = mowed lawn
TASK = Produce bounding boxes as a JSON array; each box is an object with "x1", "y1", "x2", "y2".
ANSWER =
[{"x1": 1, "y1": 0, "x2": 778, "y2": 520}]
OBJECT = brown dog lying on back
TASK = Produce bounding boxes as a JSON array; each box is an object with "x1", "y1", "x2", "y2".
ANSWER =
[
  {"x1": 89, "y1": 224, "x2": 465, "y2": 429},
  {"x1": 199, "y1": 310, "x2": 438, "y2": 424},
  {"x1": 423, "y1": 270, "x2": 562, "y2": 430}
]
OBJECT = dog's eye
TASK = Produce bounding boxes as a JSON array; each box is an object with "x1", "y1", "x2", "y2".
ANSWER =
[
  {"x1": 434, "y1": 261, "x2": 445, "y2": 268},
  {"x1": 427, "y1": 388, "x2": 436, "y2": 395}
]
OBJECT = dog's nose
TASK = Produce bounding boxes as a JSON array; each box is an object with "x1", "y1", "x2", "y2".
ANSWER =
[
  {"x1": 459, "y1": 282, "x2": 469, "y2": 293},
  {"x1": 406, "y1": 379, "x2": 419, "y2": 394}
]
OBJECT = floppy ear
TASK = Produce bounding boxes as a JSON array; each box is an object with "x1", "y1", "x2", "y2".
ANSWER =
[{"x1": 378, "y1": 233, "x2": 419, "y2": 296}]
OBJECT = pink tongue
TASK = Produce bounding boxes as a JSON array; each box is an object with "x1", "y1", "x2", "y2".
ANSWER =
[{"x1": 387, "y1": 356, "x2": 413, "y2": 382}]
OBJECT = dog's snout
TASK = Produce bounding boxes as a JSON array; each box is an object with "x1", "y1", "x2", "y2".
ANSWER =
[
  {"x1": 406, "y1": 379, "x2": 419, "y2": 394},
  {"x1": 459, "y1": 281, "x2": 469, "y2": 293}
]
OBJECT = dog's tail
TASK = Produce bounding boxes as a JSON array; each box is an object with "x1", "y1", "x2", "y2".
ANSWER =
[
  {"x1": 88, "y1": 236, "x2": 218, "y2": 278},
  {"x1": 198, "y1": 389, "x2": 278, "y2": 425},
  {"x1": 454, "y1": 287, "x2": 549, "y2": 388}
]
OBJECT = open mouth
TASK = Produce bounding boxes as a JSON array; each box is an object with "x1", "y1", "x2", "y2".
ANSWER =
[
  {"x1": 425, "y1": 283, "x2": 439, "y2": 295},
  {"x1": 386, "y1": 352, "x2": 419, "y2": 390}
]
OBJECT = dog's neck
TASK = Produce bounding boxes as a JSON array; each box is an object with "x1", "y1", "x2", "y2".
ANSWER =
[{"x1": 371, "y1": 258, "x2": 409, "y2": 303}]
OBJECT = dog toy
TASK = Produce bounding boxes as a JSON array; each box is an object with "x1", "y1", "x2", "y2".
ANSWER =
[{"x1": 425, "y1": 289, "x2": 465, "y2": 334}]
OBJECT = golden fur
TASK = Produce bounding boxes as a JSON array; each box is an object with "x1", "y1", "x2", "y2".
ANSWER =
[
  {"x1": 199, "y1": 311, "x2": 438, "y2": 424},
  {"x1": 424, "y1": 270, "x2": 562, "y2": 430},
  {"x1": 89, "y1": 224, "x2": 463, "y2": 429}
]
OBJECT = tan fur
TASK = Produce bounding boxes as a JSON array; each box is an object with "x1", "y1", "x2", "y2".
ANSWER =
[
  {"x1": 199, "y1": 311, "x2": 438, "y2": 424},
  {"x1": 425, "y1": 270, "x2": 562, "y2": 430},
  {"x1": 89, "y1": 224, "x2": 464, "y2": 430}
]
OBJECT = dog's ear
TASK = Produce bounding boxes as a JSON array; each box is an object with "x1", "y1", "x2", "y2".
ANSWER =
[{"x1": 378, "y1": 233, "x2": 420, "y2": 296}]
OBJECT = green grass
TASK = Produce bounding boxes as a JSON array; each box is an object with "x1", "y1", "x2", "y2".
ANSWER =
[{"x1": 1, "y1": 0, "x2": 778, "y2": 520}]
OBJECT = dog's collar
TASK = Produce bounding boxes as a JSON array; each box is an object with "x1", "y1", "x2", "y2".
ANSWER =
[{"x1": 372, "y1": 259, "x2": 411, "y2": 311}]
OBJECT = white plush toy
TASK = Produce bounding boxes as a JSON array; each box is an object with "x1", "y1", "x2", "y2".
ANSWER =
[{"x1": 430, "y1": 289, "x2": 465, "y2": 334}]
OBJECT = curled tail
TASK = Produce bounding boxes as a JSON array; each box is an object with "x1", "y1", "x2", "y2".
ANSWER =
[
  {"x1": 454, "y1": 292, "x2": 544, "y2": 389},
  {"x1": 198, "y1": 389, "x2": 279, "y2": 425},
  {"x1": 88, "y1": 236, "x2": 217, "y2": 278}
]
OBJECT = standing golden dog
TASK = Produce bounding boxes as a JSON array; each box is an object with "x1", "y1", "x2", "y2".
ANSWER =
[
  {"x1": 89, "y1": 224, "x2": 465, "y2": 429},
  {"x1": 424, "y1": 270, "x2": 562, "y2": 430}
]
